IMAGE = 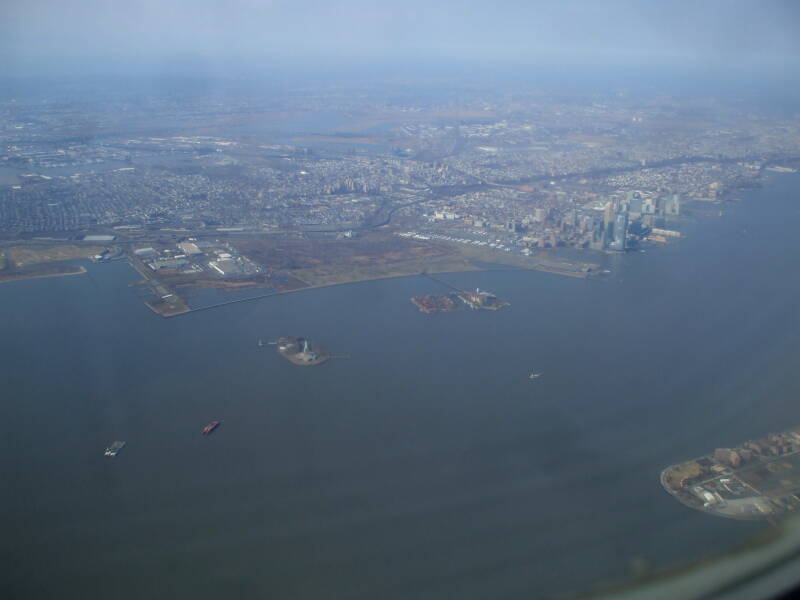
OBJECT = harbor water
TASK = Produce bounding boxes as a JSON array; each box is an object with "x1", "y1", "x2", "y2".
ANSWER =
[{"x1": 2, "y1": 174, "x2": 800, "y2": 599}]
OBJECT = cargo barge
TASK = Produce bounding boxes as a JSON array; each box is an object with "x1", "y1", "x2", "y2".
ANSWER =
[{"x1": 202, "y1": 421, "x2": 221, "y2": 435}]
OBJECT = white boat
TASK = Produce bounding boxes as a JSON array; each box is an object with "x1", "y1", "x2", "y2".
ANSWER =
[
  {"x1": 529, "y1": 373, "x2": 542, "y2": 379},
  {"x1": 105, "y1": 441, "x2": 126, "y2": 457}
]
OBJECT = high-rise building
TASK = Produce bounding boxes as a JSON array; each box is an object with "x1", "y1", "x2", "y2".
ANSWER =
[
  {"x1": 664, "y1": 194, "x2": 681, "y2": 216},
  {"x1": 603, "y1": 201, "x2": 615, "y2": 227},
  {"x1": 610, "y1": 212, "x2": 628, "y2": 251}
]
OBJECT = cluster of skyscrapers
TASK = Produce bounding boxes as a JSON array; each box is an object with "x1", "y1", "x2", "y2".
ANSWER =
[{"x1": 599, "y1": 192, "x2": 681, "y2": 251}]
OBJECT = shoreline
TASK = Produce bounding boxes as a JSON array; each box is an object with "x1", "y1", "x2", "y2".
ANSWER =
[
  {"x1": 170, "y1": 263, "x2": 555, "y2": 318},
  {"x1": 661, "y1": 425, "x2": 800, "y2": 521},
  {"x1": 660, "y1": 462, "x2": 769, "y2": 522},
  {"x1": 0, "y1": 265, "x2": 87, "y2": 285}
]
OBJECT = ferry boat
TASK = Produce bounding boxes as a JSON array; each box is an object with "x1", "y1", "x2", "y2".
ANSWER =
[
  {"x1": 105, "y1": 441, "x2": 126, "y2": 457},
  {"x1": 202, "y1": 421, "x2": 221, "y2": 435}
]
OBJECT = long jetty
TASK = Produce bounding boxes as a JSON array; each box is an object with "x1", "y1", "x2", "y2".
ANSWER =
[{"x1": 183, "y1": 289, "x2": 286, "y2": 315}]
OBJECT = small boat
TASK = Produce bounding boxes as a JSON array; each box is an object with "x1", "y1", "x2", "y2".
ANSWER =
[
  {"x1": 257, "y1": 339, "x2": 264, "y2": 347},
  {"x1": 105, "y1": 441, "x2": 126, "y2": 457},
  {"x1": 529, "y1": 373, "x2": 542, "y2": 380},
  {"x1": 202, "y1": 421, "x2": 221, "y2": 435}
]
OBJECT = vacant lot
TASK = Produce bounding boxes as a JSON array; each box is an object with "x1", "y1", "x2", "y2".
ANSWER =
[
  {"x1": 236, "y1": 232, "x2": 453, "y2": 272},
  {"x1": 5, "y1": 245, "x2": 105, "y2": 267}
]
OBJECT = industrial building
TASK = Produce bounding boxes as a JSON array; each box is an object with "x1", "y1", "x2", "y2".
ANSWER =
[
  {"x1": 209, "y1": 259, "x2": 242, "y2": 276},
  {"x1": 150, "y1": 257, "x2": 188, "y2": 270}
]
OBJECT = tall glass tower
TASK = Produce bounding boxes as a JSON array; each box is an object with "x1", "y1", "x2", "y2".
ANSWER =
[{"x1": 611, "y1": 212, "x2": 628, "y2": 251}]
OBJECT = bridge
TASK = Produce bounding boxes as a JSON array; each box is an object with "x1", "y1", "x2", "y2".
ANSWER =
[{"x1": 419, "y1": 272, "x2": 465, "y2": 293}]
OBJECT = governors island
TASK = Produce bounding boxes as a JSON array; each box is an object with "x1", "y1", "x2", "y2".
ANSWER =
[{"x1": 661, "y1": 427, "x2": 800, "y2": 520}]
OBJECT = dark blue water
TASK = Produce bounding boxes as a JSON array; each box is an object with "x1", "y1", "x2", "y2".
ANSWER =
[{"x1": 3, "y1": 174, "x2": 800, "y2": 599}]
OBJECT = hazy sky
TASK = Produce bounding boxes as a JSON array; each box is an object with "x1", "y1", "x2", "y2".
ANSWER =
[{"x1": 3, "y1": 0, "x2": 800, "y2": 72}]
